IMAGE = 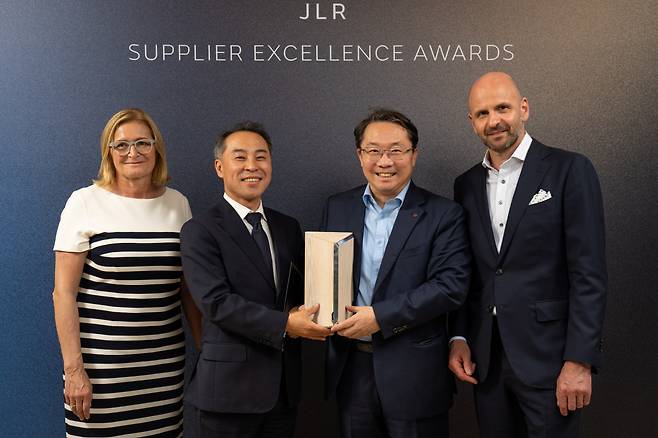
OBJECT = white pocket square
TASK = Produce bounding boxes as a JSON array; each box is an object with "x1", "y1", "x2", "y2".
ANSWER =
[{"x1": 529, "y1": 189, "x2": 552, "y2": 205}]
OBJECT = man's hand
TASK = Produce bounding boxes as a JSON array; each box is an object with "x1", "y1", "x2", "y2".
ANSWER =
[
  {"x1": 330, "y1": 305, "x2": 380, "y2": 338},
  {"x1": 286, "y1": 304, "x2": 332, "y2": 341},
  {"x1": 556, "y1": 360, "x2": 592, "y2": 416},
  {"x1": 448, "y1": 339, "x2": 478, "y2": 384}
]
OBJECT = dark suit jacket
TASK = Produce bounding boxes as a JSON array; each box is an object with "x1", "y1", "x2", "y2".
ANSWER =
[
  {"x1": 180, "y1": 198, "x2": 303, "y2": 413},
  {"x1": 452, "y1": 139, "x2": 607, "y2": 389},
  {"x1": 323, "y1": 182, "x2": 471, "y2": 419}
]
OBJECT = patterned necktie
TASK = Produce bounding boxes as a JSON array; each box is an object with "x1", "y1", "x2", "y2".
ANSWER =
[{"x1": 245, "y1": 212, "x2": 273, "y2": 275}]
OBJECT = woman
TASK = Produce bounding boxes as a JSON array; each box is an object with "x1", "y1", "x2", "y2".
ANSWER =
[{"x1": 53, "y1": 108, "x2": 201, "y2": 437}]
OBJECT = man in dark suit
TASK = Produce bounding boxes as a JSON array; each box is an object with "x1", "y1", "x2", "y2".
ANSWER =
[
  {"x1": 323, "y1": 109, "x2": 471, "y2": 438},
  {"x1": 449, "y1": 72, "x2": 607, "y2": 438},
  {"x1": 181, "y1": 122, "x2": 331, "y2": 438}
]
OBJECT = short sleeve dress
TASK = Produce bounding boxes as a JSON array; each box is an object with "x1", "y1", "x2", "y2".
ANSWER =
[{"x1": 54, "y1": 184, "x2": 192, "y2": 438}]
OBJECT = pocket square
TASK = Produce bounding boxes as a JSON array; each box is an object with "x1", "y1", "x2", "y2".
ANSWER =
[{"x1": 529, "y1": 189, "x2": 552, "y2": 205}]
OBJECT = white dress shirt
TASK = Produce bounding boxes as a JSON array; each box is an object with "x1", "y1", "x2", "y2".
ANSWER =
[
  {"x1": 223, "y1": 193, "x2": 278, "y2": 289},
  {"x1": 483, "y1": 132, "x2": 533, "y2": 252}
]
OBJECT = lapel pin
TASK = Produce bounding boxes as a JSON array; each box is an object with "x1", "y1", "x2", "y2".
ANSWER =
[{"x1": 411, "y1": 212, "x2": 418, "y2": 219}]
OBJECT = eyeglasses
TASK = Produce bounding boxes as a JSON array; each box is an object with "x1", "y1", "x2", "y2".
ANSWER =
[
  {"x1": 109, "y1": 139, "x2": 155, "y2": 156},
  {"x1": 358, "y1": 147, "x2": 414, "y2": 162}
]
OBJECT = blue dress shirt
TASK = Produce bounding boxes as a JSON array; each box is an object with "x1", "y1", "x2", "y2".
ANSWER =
[{"x1": 357, "y1": 181, "x2": 411, "y2": 308}]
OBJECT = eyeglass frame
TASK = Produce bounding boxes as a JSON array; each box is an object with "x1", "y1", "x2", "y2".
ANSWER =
[
  {"x1": 109, "y1": 139, "x2": 156, "y2": 156},
  {"x1": 358, "y1": 146, "x2": 416, "y2": 161}
]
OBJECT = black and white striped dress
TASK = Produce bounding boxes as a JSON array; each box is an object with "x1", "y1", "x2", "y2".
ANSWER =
[{"x1": 54, "y1": 185, "x2": 192, "y2": 437}]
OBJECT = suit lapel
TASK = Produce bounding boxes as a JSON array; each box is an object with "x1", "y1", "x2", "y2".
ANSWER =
[
  {"x1": 498, "y1": 141, "x2": 552, "y2": 261},
  {"x1": 265, "y1": 208, "x2": 290, "y2": 299},
  {"x1": 470, "y1": 165, "x2": 498, "y2": 259},
  {"x1": 219, "y1": 199, "x2": 276, "y2": 291},
  {"x1": 373, "y1": 183, "x2": 425, "y2": 295},
  {"x1": 348, "y1": 191, "x2": 366, "y2": 294}
]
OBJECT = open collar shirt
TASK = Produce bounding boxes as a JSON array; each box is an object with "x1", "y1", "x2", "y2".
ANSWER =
[
  {"x1": 358, "y1": 181, "x2": 411, "y2": 308},
  {"x1": 482, "y1": 132, "x2": 533, "y2": 252}
]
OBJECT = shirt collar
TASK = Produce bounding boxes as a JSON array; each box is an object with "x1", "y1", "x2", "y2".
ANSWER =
[
  {"x1": 223, "y1": 192, "x2": 267, "y2": 221},
  {"x1": 362, "y1": 180, "x2": 411, "y2": 209},
  {"x1": 481, "y1": 131, "x2": 533, "y2": 170}
]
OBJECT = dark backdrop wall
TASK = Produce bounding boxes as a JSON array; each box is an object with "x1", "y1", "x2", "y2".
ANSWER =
[{"x1": 1, "y1": 1, "x2": 656, "y2": 436}]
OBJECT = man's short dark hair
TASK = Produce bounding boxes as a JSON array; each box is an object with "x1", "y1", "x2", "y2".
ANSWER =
[
  {"x1": 353, "y1": 108, "x2": 419, "y2": 149},
  {"x1": 214, "y1": 121, "x2": 272, "y2": 159}
]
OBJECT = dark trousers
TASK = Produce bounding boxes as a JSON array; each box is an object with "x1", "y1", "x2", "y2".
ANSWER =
[
  {"x1": 196, "y1": 379, "x2": 296, "y2": 438},
  {"x1": 474, "y1": 321, "x2": 581, "y2": 438},
  {"x1": 337, "y1": 344, "x2": 449, "y2": 438}
]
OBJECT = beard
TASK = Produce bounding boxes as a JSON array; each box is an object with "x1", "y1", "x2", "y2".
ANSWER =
[{"x1": 482, "y1": 122, "x2": 520, "y2": 152}]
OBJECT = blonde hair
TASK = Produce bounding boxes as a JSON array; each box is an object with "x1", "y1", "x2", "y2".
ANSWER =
[{"x1": 95, "y1": 108, "x2": 169, "y2": 187}]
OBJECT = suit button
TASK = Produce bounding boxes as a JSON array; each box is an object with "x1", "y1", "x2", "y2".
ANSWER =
[
  {"x1": 495, "y1": 268, "x2": 503, "y2": 276},
  {"x1": 487, "y1": 305, "x2": 494, "y2": 313}
]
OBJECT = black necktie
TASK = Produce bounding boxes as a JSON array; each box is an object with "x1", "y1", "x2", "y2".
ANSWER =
[{"x1": 245, "y1": 212, "x2": 273, "y2": 274}]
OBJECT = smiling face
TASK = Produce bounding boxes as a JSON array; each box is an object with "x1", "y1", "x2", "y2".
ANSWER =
[
  {"x1": 357, "y1": 121, "x2": 418, "y2": 206},
  {"x1": 111, "y1": 120, "x2": 157, "y2": 184},
  {"x1": 468, "y1": 72, "x2": 529, "y2": 162},
  {"x1": 215, "y1": 130, "x2": 272, "y2": 210}
]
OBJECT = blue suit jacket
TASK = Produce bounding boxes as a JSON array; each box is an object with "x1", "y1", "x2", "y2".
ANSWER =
[
  {"x1": 451, "y1": 140, "x2": 607, "y2": 388},
  {"x1": 180, "y1": 198, "x2": 303, "y2": 413},
  {"x1": 323, "y1": 182, "x2": 471, "y2": 419}
]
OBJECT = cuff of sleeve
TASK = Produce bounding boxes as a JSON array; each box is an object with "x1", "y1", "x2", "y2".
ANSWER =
[
  {"x1": 449, "y1": 336, "x2": 467, "y2": 344},
  {"x1": 371, "y1": 302, "x2": 395, "y2": 339}
]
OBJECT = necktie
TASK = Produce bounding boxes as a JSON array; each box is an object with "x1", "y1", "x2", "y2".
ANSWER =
[{"x1": 245, "y1": 212, "x2": 273, "y2": 275}]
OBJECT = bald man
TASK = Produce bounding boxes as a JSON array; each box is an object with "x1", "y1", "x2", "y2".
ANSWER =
[{"x1": 449, "y1": 72, "x2": 607, "y2": 438}]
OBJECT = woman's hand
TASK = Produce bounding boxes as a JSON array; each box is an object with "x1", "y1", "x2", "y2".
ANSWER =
[
  {"x1": 54, "y1": 251, "x2": 90, "y2": 420},
  {"x1": 64, "y1": 366, "x2": 92, "y2": 420}
]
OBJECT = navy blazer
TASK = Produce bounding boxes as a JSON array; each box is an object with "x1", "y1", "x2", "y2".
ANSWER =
[
  {"x1": 323, "y1": 182, "x2": 470, "y2": 419},
  {"x1": 452, "y1": 139, "x2": 607, "y2": 388},
  {"x1": 180, "y1": 198, "x2": 303, "y2": 413}
]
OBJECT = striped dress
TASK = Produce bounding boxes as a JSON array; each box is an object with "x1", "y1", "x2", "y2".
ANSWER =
[{"x1": 54, "y1": 185, "x2": 192, "y2": 437}]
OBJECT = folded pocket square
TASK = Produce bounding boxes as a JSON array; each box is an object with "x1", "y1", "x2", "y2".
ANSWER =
[{"x1": 529, "y1": 189, "x2": 552, "y2": 205}]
